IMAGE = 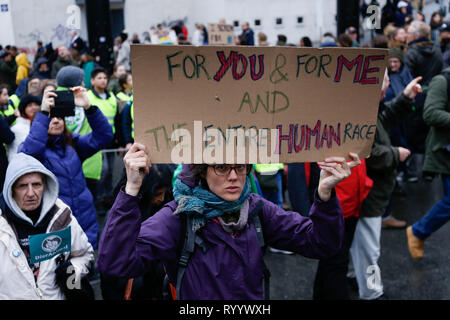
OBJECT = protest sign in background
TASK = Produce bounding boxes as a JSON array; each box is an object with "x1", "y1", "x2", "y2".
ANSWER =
[
  {"x1": 207, "y1": 23, "x2": 235, "y2": 45},
  {"x1": 131, "y1": 44, "x2": 387, "y2": 164}
]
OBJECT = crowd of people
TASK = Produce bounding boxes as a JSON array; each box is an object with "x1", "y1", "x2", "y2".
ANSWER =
[{"x1": 0, "y1": 0, "x2": 449, "y2": 301}]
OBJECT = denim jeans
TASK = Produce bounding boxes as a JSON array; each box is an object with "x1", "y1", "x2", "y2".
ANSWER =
[
  {"x1": 287, "y1": 163, "x2": 311, "y2": 216},
  {"x1": 261, "y1": 172, "x2": 283, "y2": 208},
  {"x1": 412, "y1": 175, "x2": 450, "y2": 240}
]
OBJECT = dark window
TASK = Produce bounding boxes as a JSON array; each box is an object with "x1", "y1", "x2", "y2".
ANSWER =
[
  {"x1": 297, "y1": 16, "x2": 303, "y2": 24},
  {"x1": 255, "y1": 19, "x2": 261, "y2": 26},
  {"x1": 234, "y1": 20, "x2": 239, "y2": 27},
  {"x1": 276, "y1": 18, "x2": 283, "y2": 25}
]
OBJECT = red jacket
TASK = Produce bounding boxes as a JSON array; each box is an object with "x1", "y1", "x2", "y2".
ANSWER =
[{"x1": 305, "y1": 159, "x2": 373, "y2": 219}]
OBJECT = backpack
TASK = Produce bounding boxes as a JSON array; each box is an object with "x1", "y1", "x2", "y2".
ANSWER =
[{"x1": 162, "y1": 200, "x2": 271, "y2": 300}]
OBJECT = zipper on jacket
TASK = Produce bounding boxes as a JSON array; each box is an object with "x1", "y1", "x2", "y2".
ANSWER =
[{"x1": 35, "y1": 285, "x2": 44, "y2": 299}]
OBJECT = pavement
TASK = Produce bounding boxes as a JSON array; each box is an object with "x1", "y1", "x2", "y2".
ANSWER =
[{"x1": 266, "y1": 164, "x2": 447, "y2": 300}]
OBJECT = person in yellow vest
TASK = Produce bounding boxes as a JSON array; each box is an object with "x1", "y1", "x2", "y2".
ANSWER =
[
  {"x1": 116, "y1": 72, "x2": 134, "y2": 151},
  {"x1": 116, "y1": 72, "x2": 133, "y2": 103},
  {"x1": 86, "y1": 67, "x2": 118, "y2": 211},
  {"x1": 0, "y1": 85, "x2": 20, "y2": 126}
]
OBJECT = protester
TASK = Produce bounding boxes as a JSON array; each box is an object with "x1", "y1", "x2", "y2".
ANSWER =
[
  {"x1": 80, "y1": 50, "x2": 96, "y2": 90},
  {"x1": 238, "y1": 21, "x2": 255, "y2": 46},
  {"x1": 0, "y1": 152, "x2": 94, "y2": 299},
  {"x1": 257, "y1": 32, "x2": 270, "y2": 46},
  {"x1": 313, "y1": 159, "x2": 373, "y2": 300},
  {"x1": 116, "y1": 31, "x2": 131, "y2": 72},
  {"x1": 337, "y1": 33, "x2": 353, "y2": 47},
  {"x1": 300, "y1": 36, "x2": 313, "y2": 47},
  {"x1": 345, "y1": 26, "x2": 360, "y2": 47},
  {"x1": 18, "y1": 85, "x2": 113, "y2": 250},
  {"x1": 395, "y1": 1, "x2": 409, "y2": 27},
  {"x1": 7, "y1": 94, "x2": 41, "y2": 161},
  {"x1": 86, "y1": 67, "x2": 118, "y2": 211},
  {"x1": 430, "y1": 11, "x2": 444, "y2": 46},
  {"x1": 32, "y1": 57, "x2": 52, "y2": 80},
  {"x1": 0, "y1": 114, "x2": 14, "y2": 188},
  {"x1": 0, "y1": 51, "x2": 17, "y2": 92},
  {"x1": 439, "y1": 21, "x2": 450, "y2": 69},
  {"x1": 276, "y1": 35, "x2": 287, "y2": 46},
  {"x1": 70, "y1": 30, "x2": 87, "y2": 55},
  {"x1": 349, "y1": 74, "x2": 423, "y2": 300},
  {"x1": 51, "y1": 46, "x2": 78, "y2": 78},
  {"x1": 116, "y1": 72, "x2": 133, "y2": 103},
  {"x1": 97, "y1": 140, "x2": 362, "y2": 299},
  {"x1": 403, "y1": 20, "x2": 443, "y2": 181},
  {"x1": 406, "y1": 67, "x2": 450, "y2": 260},
  {"x1": 121, "y1": 101, "x2": 134, "y2": 150},
  {"x1": 320, "y1": 32, "x2": 337, "y2": 47},
  {"x1": 387, "y1": 27, "x2": 407, "y2": 51},
  {"x1": 108, "y1": 64, "x2": 126, "y2": 95},
  {"x1": 0, "y1": 84, "x2": 18, "y2": 125},
  {"x1": 15, "y1": 53, "x2": 30, "y2": 86},
  {"x1": 192, "y1": 24, "x2": 208, "y2": 46},
  {"x1": 100, "y1": 164, "x2": 174, "y2": 300}
]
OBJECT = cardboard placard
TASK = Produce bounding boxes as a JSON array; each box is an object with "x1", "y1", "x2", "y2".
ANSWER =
[
  {"x1": 131, "y1": 45, "x2": 388, "y2": 164},
  {"x1": 27, "y1": 78, "x2": 56, "y2": 96},
  {"x1": 150, "y1": 29, "x2": 178, "y2": 45},
  {"x1": 207, "y1": 23, "x2": 235, "y2": 45}
]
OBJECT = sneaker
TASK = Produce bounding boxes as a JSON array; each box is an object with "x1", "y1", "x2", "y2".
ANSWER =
[
  {"x1": 382, "y1": 216, "x2": 407, "y2": 229},
  {"x1": 269, "y1": 247, "x2": 295, "y2": 255},
  {"x1": 406, "y1": 175, "x2": 419, "y2": 183},
  {"x1": 373, "y1": 293, "x2": 389, "y2": 300}
]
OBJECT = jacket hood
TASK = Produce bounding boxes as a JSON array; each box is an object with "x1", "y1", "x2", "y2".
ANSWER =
[
  {"x1": 15, "y1": 53, "x2": 30, "y2": 68},
  {"x1": 2, "y1": 153, "x2": 59, "y2": 226},
  {"x1": 409, "y1": 38, "x2": 438, "y2": 56},
  {"x1": 36, "y1": 57, "x2": 49, "y2": 67},
  {"x1": 177, "y1": 164, "x2": 197, "y2": 188}
]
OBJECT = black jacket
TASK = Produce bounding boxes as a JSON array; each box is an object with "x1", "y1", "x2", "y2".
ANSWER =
[
  {"x1": 0, "y1": 115, "x2": 15, "y2": 188},
  {"x1": 404, "y1": 37, "x2": 443, "y2": 86}
]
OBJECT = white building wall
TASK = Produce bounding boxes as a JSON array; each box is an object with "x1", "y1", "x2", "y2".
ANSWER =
[
  {"x1": 9, "y1": 0, "x2": 83, "y2": 56},
  {"x1": 124, "y1": 0, "x2": 338, "y2": 46},
  {"x1": 6, "y1": 0, "x2": 354, "y2": 55}
]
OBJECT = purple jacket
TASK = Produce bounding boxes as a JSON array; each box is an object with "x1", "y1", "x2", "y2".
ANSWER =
[{"x1": 97, "y1": 168, "x2": 344, "y2": 300}]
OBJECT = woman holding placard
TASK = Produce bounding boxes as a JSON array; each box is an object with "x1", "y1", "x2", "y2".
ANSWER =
[{"x1": 97, "y1": 142, "x2": 360, "y2": 299}]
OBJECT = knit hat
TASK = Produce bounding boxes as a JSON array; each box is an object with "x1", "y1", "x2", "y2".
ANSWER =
[
  {"x1": 56, "y1": 66, "x2": 84, "y2": 88},
  {"x1": 389, "y1": 47, "x2": 404, "y2": 62},
  {"x1": 18, "y1": 94, "x2": 42, "y2": 117}
]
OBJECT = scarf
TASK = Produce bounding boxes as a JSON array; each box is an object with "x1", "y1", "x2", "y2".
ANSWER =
[{"x1": 173, "y1": 177, "x2": 251, "y2": 232}]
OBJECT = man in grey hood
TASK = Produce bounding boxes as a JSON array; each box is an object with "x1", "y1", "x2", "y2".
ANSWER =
[{"x1": 0, "y1": 153, "x2": 94, "y2": 299}]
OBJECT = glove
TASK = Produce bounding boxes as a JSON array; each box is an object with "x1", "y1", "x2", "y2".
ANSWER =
[{"x1": 54, "y1": 255, "x2": 95, "y2": 300}]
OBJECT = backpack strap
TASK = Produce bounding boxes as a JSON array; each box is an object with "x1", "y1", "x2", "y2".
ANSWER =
[
  {"x1": 175, "y1": 216, "x2": 195, "y2": 300},
  {"x1": 249, "y1": 200, "x2": 271, "y2": 300},
  {"x1": 174, "y1": 200, "x2": 270, "y2": 300}
]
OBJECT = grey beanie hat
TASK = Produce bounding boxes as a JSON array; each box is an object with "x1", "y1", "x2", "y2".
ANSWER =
[{"x1": 56, "y1": 65, "x2": 85, "y2": 88}]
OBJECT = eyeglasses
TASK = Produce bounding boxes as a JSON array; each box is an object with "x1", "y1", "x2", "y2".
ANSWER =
[{"x1": 210, "y1": 164, "x2": 249, "y2": 176}]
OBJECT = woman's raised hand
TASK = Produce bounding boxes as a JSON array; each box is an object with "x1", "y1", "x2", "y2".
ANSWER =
[
  {"x1": 123, "y1": 142, "x2": 151, "y2": 196},
  {"x1": 71, "y1": 86, "x2": 90, "y2": 110},
  {"x1": 40, "y1": 89, "x2": 57, "y2": 113},
  {"x1": 316, "y1": 152, "x2": 361, "y2": 201}
]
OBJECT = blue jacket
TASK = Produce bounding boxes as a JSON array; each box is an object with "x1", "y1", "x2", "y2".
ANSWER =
[
  {"x1": 18, "y1": 107, "x2": 113, "y2": 248},
  {"x1": 384, "y1": 64, "x2": 413, "y2": 103}
]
